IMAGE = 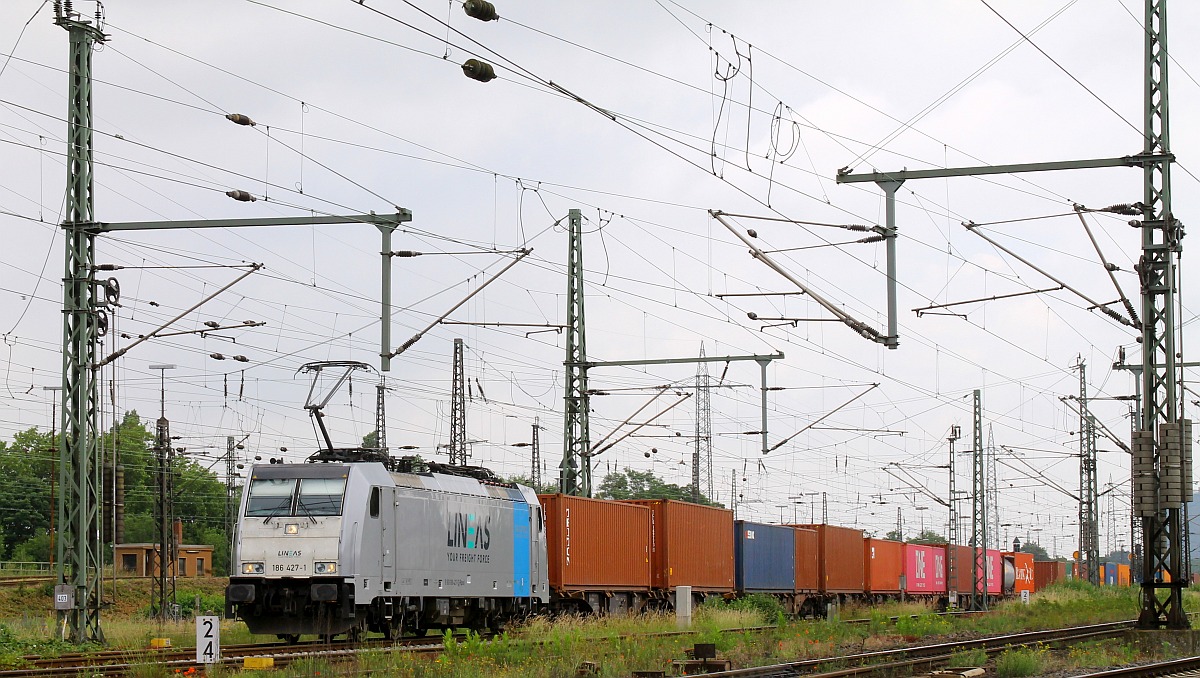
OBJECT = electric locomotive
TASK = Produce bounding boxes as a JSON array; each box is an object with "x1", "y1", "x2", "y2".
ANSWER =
[{"x1": 225, "y1": 459, "x2": 549, "y2": 640}]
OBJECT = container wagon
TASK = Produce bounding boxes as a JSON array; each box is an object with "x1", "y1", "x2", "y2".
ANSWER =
[
  {"x1": 793, "y1": 527, "x2": 821, "y2": 615},
  {"x1": 624, "y1": 499, "x2": 735, "y2": 605},
  {"x1": 538, "y1": 494, "x2": 651, "y2": 615},
  {"x1": 734, "y1": 521, "x2": 795, "y2": 594},
  {"x1": 863, "y1": 538, "x2": 904, "y2": 598},
  {"x1": 1003, "y1": 551, "x2": 1035, "y2": 598},
  {"x1": 793, "y1": 524, "x2": 864, "y2": 598},
  {"x1": 1033, "y1": 560, "x2": 1067, "y2": 590},
  {"x1": 903, "y1": 543, "x2": 947, "y2": 603}
]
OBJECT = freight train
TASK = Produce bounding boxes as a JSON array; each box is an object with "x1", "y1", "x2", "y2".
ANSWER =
[{"x1": 225, "y1": 459, "x2": 1070, "y2": 640}]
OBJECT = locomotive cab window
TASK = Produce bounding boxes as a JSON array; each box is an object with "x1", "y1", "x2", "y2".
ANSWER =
[
  {"x1": 369, "y1": 487, "x2": 380, "y2": 518},
  {"x1": 298, "y1": 477, "x2": 348, "y2": 516},
  {"x1": 245, "y1": 478, "x2": 296, "y2": 517}
]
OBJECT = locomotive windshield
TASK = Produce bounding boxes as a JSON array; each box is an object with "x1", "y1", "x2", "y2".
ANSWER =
[
  {"x1": 245, "y1": 476, "x2": 348, "y2": 517},
  {"x1": 298, "y1": 478, "x2": 347, "y2": 516},
  {"x1": 245, "y1": 478, "x2": 296, "y2": 517}
]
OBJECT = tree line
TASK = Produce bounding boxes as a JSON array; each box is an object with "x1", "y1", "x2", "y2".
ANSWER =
[{"x1": 0, "y1": 411, "x2": 232, "y2": 575}]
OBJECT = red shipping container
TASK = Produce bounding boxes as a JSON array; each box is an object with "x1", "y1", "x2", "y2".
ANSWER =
[
  {"x1": 946, "y1": 545, "x2": 1001, "y2": 595},
  {"x1": 864, "y1": 538, "x2": 904, "y2": 593},
  {"x1": 1004, "y1": 552, "x2": 1035, "y2": 595},
  {"x1": 794, "y1": 524, "x2": 864, "y2": 594},
  {"x1": 625, "y1": 499, "x2": 734, "y2": 592},
  {"x1": 1033, "y1": 560, "x2": 1066, "y2": 591},
  {"x1": 903, "y1": 543, "x2": 946, "y2": 594},
  {"x1": 794, "y1": 527, "x2": 819, "y2": 592},
  {"x1": 986, "y1": 549, "x2": 1002, "y2": 595},
  {"x1": 538, "y1": 494, "x2": 651, "y2": 591}
]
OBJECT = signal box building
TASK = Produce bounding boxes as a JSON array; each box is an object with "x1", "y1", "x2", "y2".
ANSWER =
[{"x1": 114, "y1": 543, "x2": 215, "y2": 578}]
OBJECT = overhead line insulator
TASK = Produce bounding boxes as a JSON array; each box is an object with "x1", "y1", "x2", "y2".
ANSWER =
[
  {"x1": 225, "y1": 113, "x2": 256, "y2": 126},
  {"x1": 463, "y1": 0, "x2": 499, "y2": 21},
  {"x1": 226, "y1": 190, "x2": 256, "y2": 202},
  {"x1": 462, "y1": 59, "x2": 497, "y2": 82}
]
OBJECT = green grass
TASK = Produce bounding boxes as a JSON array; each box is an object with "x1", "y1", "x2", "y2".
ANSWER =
[
  {"x1": 946, "y1": 647, "x2": 988, "y2": 667},
  {"x1": 894, "y1": 612, "x2": 951, "y2": 638},
  {"x1": 2, "y1": 583, "x2": 1199, "y2": 676},
  {"x1": 1067, "y1": 640, "x2": 1138, "y2": 669},
  {"x1": 995, "y1": 646, "x2": 1047, "y2": 677}
]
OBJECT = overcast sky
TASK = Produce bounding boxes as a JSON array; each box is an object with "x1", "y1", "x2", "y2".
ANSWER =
[{"x1": 1, "y1": 0, "x2": 1197, "y2": 555}]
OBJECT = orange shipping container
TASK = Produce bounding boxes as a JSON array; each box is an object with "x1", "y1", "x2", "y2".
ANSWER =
[
  {"x1": 1033, "y1": 560, "x2": 1066, "y2": 591},
  {"x1": 1004, "y1": 552, "x2": 1035, "y2": 595},
  {"x1": 794, "y1": 524, "x2": 864, "y2": 594},
  {"x1": 625, "y1": 499, "x2": 734, "y2": 592},
  {"x1": 1117, "y1": 563, "x2": 1131, "y2": 586},
  {"x1": 538, "y1": 494, "x2": 651, "y2": 591},
  {"x1": 794, "y1": 527, "x2": 819, "y2": 592},
  {"x1": 864, "y1": 538, "x2": 904, "y2": 593}
]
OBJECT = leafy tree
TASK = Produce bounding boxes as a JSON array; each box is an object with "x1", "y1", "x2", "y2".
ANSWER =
[
  {"x1": 10, "y1": 531, "x2": 49, "y2": 563},
  {"x1": 0, "y1": 427, "x2": 54, "y2": 552},
  {"x1": 506, "y1": 474, "x2": 558, "y2": 495},
  {"x1": 908, "y1": 529, "x2": 948, "y2": 545},
  {"x1": 595, "y1": 468, "x2": 720, "y2": 506},
  {"x1": 1019, "y1": 541, "x2": 1051, "y2": 560},
  {"x1": 885, "y1": 528, "x2": 904, "y2": 541},
  {"x1": 362, "y1": 429, "x2": 379, "y2": 450},
  {"x1": 0, "y1": 412, "x2": 235, "y2": 574}
]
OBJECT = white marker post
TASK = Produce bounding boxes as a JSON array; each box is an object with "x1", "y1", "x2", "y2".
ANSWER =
[
  {"x1": 675, "y1": 585, "x2": 692, "y2": 628},
  {"x1": 196, "y1": 616, "x2": 220, "y2": 664}
]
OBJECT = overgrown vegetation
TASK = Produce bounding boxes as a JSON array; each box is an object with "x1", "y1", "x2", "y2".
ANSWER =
[
  {"x1": 995, "y1": 646, "x2": 1048, "y2": 677},
  {"x1": 0, "y1": 578, "x2": 1196, "y2": 676},
  {"x1": 946, "y1": 647, "x2": 988, "y2": 667},
  {"x1": 0, "y1": 415, "x2": 233, "y2": 574}
]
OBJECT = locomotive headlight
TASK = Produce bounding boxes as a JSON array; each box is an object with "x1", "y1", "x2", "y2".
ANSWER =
[
  {"x1": 314, "y1": 561, "x2": 338, "y2": 574},
  {"x1": 284, "y1": 523, "x2": 299, "y2": 535},
  {"x1": 241, "y1": 562, "x2": 265, "y2": 574}
]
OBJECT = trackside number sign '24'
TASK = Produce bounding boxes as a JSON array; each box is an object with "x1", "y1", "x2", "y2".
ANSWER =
[{"x1": 196, "y1": 616, "x2": 220, "y2": 664}]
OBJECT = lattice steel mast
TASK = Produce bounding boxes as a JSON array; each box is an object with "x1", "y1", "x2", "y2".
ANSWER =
[
  {"x1": 561, "y1": 209, "x2": 590, "y2": 495},
  {"x1": 970, "y1": 389, "x2": 987, "y2": 611},
  {"x1": 1136, "y1": 0, "x2": 1191, "y2": 630},
  {"x1": 694, "y1": 344, "x2": 712, "y2": 502},
  {"x1": 374, "y1": 377, "x2": 387, "y2": 456},
  {"x1": 154, "y1": 412, "x2": 175, "y2": 619},
  {"x1": 1077, "y1": 360, "x2": 1101, "y2": 585},
  {"x1": 53, "y1": 0, "x2": 106, "y2": 643},
  {"x1": 986, "y1": 426, "x2": 999, "y2": 550},
  {"x1": 947, "y1": 425, "x2": 961, "y2": 609},
  {"x1": 449, "y1": 338, "x2": 467, "y2": 465},
  {"x1": 531, "y1": 417, "x2": 541, "y2": 488}
]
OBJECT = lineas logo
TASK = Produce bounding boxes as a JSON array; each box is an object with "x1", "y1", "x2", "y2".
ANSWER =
[{"x1": 447, "y1": 513, "x2": 492, "y2": 550}]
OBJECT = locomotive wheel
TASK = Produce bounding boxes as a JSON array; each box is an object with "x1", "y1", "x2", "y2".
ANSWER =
[
  {"x1": 382, "y1": 615, "x2": 404, "y2": 640},
  {"x1": 278, "y1": 634, "x2": 301, "y2": 644}
]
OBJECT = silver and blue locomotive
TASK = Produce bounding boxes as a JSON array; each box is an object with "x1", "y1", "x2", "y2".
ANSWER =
[{"x1": 225, "y1": 460, "x2": 549, "y2": 640}]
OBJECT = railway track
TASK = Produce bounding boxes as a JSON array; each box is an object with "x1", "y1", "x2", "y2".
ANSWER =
[
  {"x1": 0, "y1": 634, "x2": 455, "y2": 677},
  {"x1": 700, "y1": 620, "x2": 1135, "y2": 677},
  {"x1": 1073, "y1": 657, "x2": 1200, "y2": 678},
  {"x1": 0, "y1": 615, "x2": 1150, "y2": 677}
]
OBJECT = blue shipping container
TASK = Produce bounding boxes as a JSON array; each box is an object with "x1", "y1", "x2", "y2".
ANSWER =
[
  {"x1": 1103, "y1": 563, "x2": 1117, "y2": 586},
  {"x1": 734, "y1": 521, "x2": 795, "y2": 592}
]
